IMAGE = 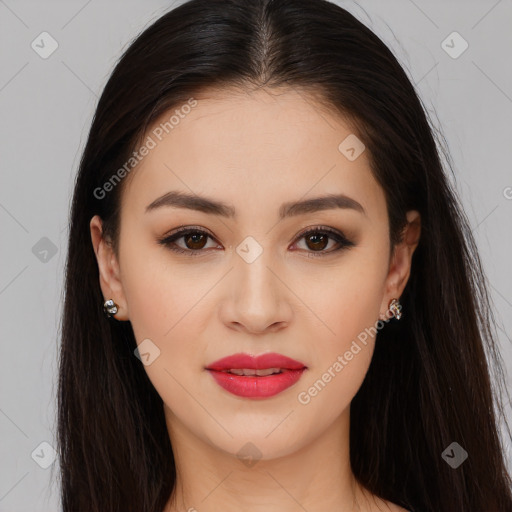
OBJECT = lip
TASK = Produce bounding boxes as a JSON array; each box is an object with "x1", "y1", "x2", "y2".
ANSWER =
[{"x1": 206, "y1": 352, "x2": 307, "y2": 399}]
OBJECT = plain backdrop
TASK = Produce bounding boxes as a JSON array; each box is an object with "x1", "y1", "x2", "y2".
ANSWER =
[{"x1": 1, "y1": 0, "x2": 511, "y2": 510}]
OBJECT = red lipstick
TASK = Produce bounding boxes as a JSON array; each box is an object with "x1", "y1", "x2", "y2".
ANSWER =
[{"x1": 206, "y1": 352, "x2": 307, "y2": 399}]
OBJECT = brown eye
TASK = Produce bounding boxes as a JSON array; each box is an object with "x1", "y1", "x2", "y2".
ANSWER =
[
  {"x1": 293, "y1": 226, "x2": 355, "y2": 257},
  {"x1": 304, "y1": 232, "x2": 329, "y2": 251},
  {"x1": 183, "y1": 232, "x2": 208, "y2": 250},
  {"x1": 158, "y1": 227, "x2": 218, "y2": 256}
]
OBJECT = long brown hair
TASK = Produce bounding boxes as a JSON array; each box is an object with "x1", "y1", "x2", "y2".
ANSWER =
[{"x1": 57, "y1": 1, "x2": 512, "y2": 510}]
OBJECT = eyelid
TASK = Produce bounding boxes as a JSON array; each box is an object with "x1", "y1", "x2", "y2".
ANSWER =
[
  {"x1": 294, "y1": 225, "x2": 351, "y2": 243},
  {"x1": 162, "y1": 224, "x2": 215, "y2": 239}
]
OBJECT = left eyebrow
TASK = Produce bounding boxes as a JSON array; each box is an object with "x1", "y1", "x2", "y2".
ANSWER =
[
  {"x1": 279, "y1": 193, "x2": 366, "y2": 218},
  {"x1": 145, "y1": 190, "x2": 367, "y2": 218}
]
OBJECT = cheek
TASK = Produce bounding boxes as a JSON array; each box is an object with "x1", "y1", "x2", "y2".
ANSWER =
[
  {"x1": 295, "y1": 246, "x2": 388, "y2": 408},
  {"x1": 317, "y1": 268, "x2": 383, "y2": 336},
  {"x1": 304, "y1": 247, "x2": 388, "y2": 348},
  {"x1": 118, "y1": 239, "x2": 211, "y2": 392},
  {"x1": 120, "y1": 236, "x2": 193, "y2": 340},
  {"x1": 294, "y1": 283, "x2": 382, "y2": 429}
]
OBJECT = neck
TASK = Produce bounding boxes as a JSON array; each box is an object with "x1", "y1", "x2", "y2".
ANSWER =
[{"x1": 163, "y1": 404, "x2": 372, "y2": 512}]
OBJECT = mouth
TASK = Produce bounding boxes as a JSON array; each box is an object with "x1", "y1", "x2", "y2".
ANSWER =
[
  {"x1": 205, "y1": 353, "x2": 307, "y2": 399},
  {"x1": 219, "y1": 367, "x2": 286, "y2": 376}
]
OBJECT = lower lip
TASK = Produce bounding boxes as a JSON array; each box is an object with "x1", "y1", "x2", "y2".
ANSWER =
[{"x1": 207, "y1": 369, "x2": 306, "y2": 398}]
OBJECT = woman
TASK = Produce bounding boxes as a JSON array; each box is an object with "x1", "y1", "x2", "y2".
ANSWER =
[{"x1": 57, "y1": 0, "x2": 512, "y2": 511}]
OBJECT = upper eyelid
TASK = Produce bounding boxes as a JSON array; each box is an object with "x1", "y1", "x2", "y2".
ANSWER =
[
  {"x1": 162, "y1": 225, "x2": 217, "y2": 242},
  {"x1": 162, "y1": 224, "x2": 345, "y2": 237}
]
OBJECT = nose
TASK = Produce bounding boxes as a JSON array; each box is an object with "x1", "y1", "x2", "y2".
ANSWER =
[{"x1": 220, "y1": 251, "x2": 293, "y2": 335}]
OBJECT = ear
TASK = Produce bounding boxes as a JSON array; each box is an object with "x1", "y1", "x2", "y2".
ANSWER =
[
  {"x1": 90, "y1": 215, "x2": 129, "y2": 321},
  {"x1": 379, "y1": 210, "x2": 421, "y2": 320}
]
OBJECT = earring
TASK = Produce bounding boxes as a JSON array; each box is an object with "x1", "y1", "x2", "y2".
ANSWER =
[
  {"x1": 103, "y1": 299, "x2": 119, "y2": 318},
  {"x1": 389, "y1": 298, "x2": 402, "y2": 320}
]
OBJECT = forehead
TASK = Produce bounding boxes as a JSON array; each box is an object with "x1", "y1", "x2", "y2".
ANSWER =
[{"x1": 121, "y1": 87, "x2": 385, "y2": 221}]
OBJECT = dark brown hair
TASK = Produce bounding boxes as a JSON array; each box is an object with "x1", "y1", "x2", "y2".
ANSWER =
[{"x1": 57, "y1": 1, "x2": 512, "y2": 510}]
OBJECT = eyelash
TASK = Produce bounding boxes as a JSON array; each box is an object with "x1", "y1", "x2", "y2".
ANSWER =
[{"x1": 157, "y1": 225, "x2": 355, "y2": 258}]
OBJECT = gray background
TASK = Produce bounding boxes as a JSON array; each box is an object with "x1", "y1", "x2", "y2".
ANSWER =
[{"x1": 1, "y1": 0, "x2": 511, "y2": 509}]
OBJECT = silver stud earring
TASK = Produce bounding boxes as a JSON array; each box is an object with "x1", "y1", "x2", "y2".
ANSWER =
[
  {"x1": 389, "y1": 298, "x2": 402, "y2": 320},
  {"x1": 103, "y1": 299, "x2": 119, "y2": 318}
]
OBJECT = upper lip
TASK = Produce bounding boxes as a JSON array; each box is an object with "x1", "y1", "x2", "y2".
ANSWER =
[{"x1": 206, "y1": 352, "x2": 306, "y2": 371}]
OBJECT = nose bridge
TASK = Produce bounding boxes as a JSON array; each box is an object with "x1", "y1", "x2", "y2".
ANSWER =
[
  {"x1": 235, "y1": 236, "x2": 279, "y2": 304},
  {"x1": 226, "y1": 233, "x2": 290, "y2": 332}
]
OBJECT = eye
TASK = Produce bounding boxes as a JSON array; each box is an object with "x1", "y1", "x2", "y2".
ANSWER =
[
  {"x1": 291, "y1": 225, "x2": 355, "y2": 257},
  {"x1": 157, "y1": 226, "x2": 219, "y2": 256},
  {"x1": 157, "y1": 225, "x2": 355, "y2": 257}
]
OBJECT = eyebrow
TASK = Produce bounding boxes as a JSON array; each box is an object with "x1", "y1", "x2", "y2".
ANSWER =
[{"x1": 145, "y1": 190, "x2": 366, "y2": 219}]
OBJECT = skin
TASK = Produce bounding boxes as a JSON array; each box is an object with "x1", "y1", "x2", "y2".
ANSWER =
[{"x1": 90, "y1": 87, "x2": 421, "y2": 512}]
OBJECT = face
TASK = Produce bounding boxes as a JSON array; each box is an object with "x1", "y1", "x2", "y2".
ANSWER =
[{"x1": 91, "y1": 87, "x2": 420, "y2": 461}]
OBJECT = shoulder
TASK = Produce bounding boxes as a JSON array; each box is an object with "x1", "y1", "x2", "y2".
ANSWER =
[
  {"x1": 357, "y1": 486, "x2": 413, "y2": 512},
  {"x1": 385, "y1": 504, "x2": 412, "y2": 512},
  {"x1": 389, "y1": 505, "x2": 411, "y2": 512},
  {"x1": 362, "y1": 495, "x2": 414, "y2": 512}
]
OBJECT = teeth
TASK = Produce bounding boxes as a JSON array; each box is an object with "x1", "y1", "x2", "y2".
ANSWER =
[{"x1": 225, "y1": 368, "x2": 282, "y2": 376}]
